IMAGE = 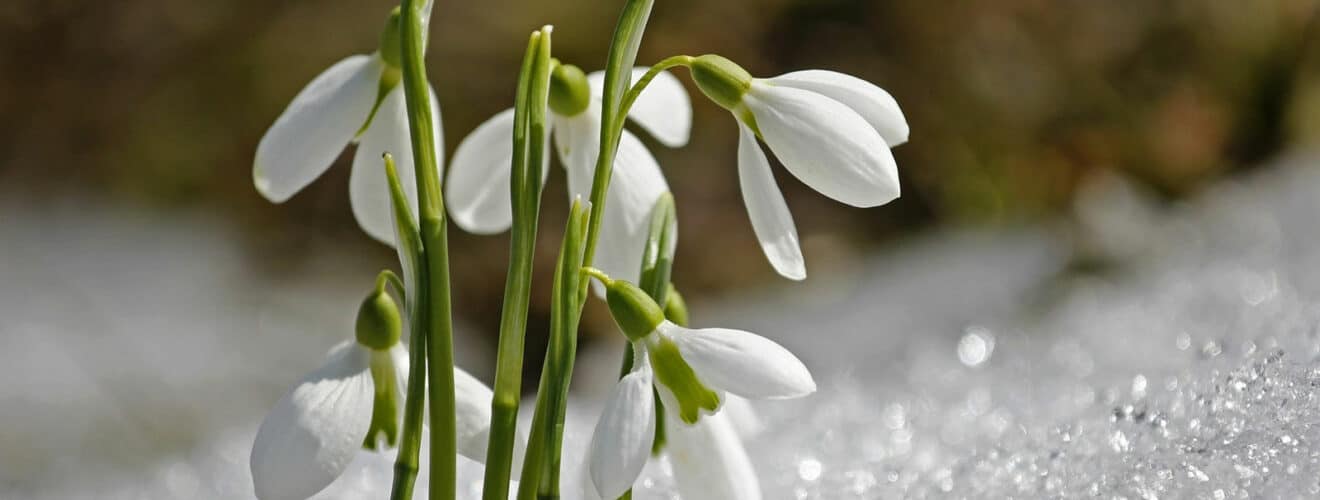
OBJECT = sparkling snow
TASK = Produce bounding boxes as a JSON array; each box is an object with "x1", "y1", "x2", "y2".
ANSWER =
[{"x1": 5, "y1": 153, "x2": 1320, "y2": 498}]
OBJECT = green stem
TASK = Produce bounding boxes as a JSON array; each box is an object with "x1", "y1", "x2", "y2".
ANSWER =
[
  {"x1": 375, "y1": 269, "x2": 407, "y2": 302},
  {"x1": 483, "y1": 27, "x2": 553, "y2": 500},
  {"x1": 399, "y1": 1, "x2": 456, "y2": 498},
  {"x1": 579, "y1": 0, "x2": 657, "y2": 291},
  {"x1": 614, "y1": 55, "x2": 693, "y2": 139}
]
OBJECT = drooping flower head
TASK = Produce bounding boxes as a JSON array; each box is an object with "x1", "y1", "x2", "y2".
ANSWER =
[
  {"x1": 445, "y1": 62, "x2": 690, "y2": 291},
  {"x1": 688, "y1": 54, "x2": 908, "y2": 280},
  {"x1": 252, "y1": 4, "x2": 443, "y2": 246},
  {"x1": 249, "y1": 287, "x2": 498, "y2": 499},
  {"x1": 581, "y1": 271, "x2": 815, "y2": 498}
]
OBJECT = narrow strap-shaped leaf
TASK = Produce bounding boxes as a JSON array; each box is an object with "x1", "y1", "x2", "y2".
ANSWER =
[
  {"x1": 518, "y1": 199, "x2": 591, "y2": 500},
  {"x1": 483, "y1": 28, "x2": 551, "y2": 500},
  {"x1": 385, "y1": 152, "x2": 428, "y2": 500}
]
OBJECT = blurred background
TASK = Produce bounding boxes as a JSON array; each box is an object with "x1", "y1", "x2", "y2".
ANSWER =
[
  {"x1": 3, "y1": 0, "x2": 1320, "y2": 496},
  {"x1": 4, "y1": 0, "x2": 1320, "y2": 338}
]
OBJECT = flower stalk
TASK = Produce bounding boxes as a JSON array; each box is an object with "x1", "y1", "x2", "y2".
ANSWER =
[
  {"x1": 395, "y1": 0, "x2": 457, "y2": 498},
  {"x1": 580, "y1": 0, "x2": 655, "y2": 287}
]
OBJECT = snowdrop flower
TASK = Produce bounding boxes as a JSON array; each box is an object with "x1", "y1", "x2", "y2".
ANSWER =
[
  {"x1": 253, "y1": 5, "x2": 443, "y2": 246},
  {"x1": 445, "y1": 63, "x2": 690, "y2": 288},
  {"x1": 688, "y1": 54, "x2": 908, "y2": 280},
  {"x1": 249, "y1": 289, "x2": 496, "y2": 500},
  {"x1": 581, "y1": 271, "x2": 814, "y2": 498}
]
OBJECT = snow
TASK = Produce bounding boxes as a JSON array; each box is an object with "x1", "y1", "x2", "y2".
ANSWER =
[{"x1": 5, "y1": 152, "x2": 1320, "y2": 498}]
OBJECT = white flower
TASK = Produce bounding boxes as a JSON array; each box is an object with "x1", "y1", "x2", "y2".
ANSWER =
[
  {"x1": 666, "y1": 408, "x2": 761, "y2": 500},
  {"x1": 252, "y1": 50, "x2": 443, "y2": 246},
  {"x1": 585, "y1": 322, "x2": 814, "y2": 498},
  {"x1": 445, "y1": 67, "x2": 689, "y2": 289},
  {"x1": 693, "y1": 56, "x2": 908, "y2": 280},
  {"x1": 249, "y1": 340, "x2": 495, "y2": 500}
]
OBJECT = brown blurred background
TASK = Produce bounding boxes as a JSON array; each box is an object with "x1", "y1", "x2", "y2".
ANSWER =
[{"x1": 2, "y1": 0, "x2": 1319, "y2": 357}]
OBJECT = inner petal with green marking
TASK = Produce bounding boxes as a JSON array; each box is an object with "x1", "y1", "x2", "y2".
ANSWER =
[{"x1": 647, "y1": 336, "x2": 720, "y2": 424}]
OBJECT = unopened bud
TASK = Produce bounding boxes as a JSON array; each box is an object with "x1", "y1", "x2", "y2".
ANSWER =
[
  {"x1": 356, "y1": 289, "x2": 402, "y2": 351},
  {"x1": 594, "y1": 272, "x2": 665, "y2": 342},
  {"x1": 690, "y1": 54, "x2": 753, "y2": 112},
  {"x1": 549, "y1": 63, "x2": 591, "y2": 117}
]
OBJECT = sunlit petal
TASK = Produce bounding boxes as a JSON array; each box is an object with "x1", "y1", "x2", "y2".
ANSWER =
[
  {"x1": 667, "y1": 412, "x2": 762, "y2": 500},
  {"x1": 768, "y1": 70, "x2": 908, "y2": 147},
  {"x1": 737, "y1": 122, "x2": 805, "y2": 280},
  {"x1": 745, "y1": 82, "x2": 899, "y2": 208},
  {"x1": 593, "y1": 130, "x2": 671, "y2": 291},
  {"x1": 587, "y1": 354, "x2": 655, "y2": 499},
  {"x1": 659, "y1": 321, "x2": 816, "y2": 400},
  {"x1": 254, "y1": 55, "x2": 383, "y2": 203},
  {"x1": 721, "y1": 395, "x2": 765, "y2": 439},
  {"x1": 454, "y1": 366, "x2": 508, "y2": 465},
  {"x1": 446, "y1": 109, "x2": 517, "y2": 234},
  {"x1": 250, "y1": 341, "x2": 374, "y2": 500},
  {"x1": 555, "y1": 101, "x2": 603, "y2": 200},
  {"x1": 350, "y1": 85, "x2": 445, "y2": 246}
]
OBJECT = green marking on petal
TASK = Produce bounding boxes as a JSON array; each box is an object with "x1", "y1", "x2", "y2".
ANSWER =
[
  {"x1": 648, "y1": 337, "x2": 720, "y2": 424},
  {"x1": 363, "y1": 350, "x2": 401, "y2": 449}
]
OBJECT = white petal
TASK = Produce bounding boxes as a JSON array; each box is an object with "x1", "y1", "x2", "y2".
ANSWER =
[
  {"x1": 667, "y1": 412, "x2": 762, "y2": 500},
  {"x1": 593, "y1": 130, "x2": 671, "y2": 291},
  {"x1": 446, "y1": 109, "x2": 554, "y2": 234},
  {"x1": 745, "y1": 82, "x2": 900, "y2": 208},
  {"x1": 659, "y1": 321, "x2": 816, "y2": 399},
  {"x1": 556, "y1": 99, "x2": 671, "y2": 296},
  {"x1": 387, "y1": 345, "x2": 514, "y2": 468},
  {"x1": 255, "y1": 55, "x2": 383, "y2": 203},
  {"x1": 350, "y1": 84, "x2": 445, "y2": 246},
  {"x1": 737, "y1": 122, "x2": 805, "y2": 280},
  {"x1": 587, "y1": 355, "x2": 655, "y2": 499},
  {"x1": 555, "y1": 101, "x2": 603, "y2": 201},
  {"x1": 446, "y1": 109, "x2": 515, "y2": 234},
  {"x1": 588, "y1": 68, "x2": 691, "y2": 147},
  {"x1": 250, "y1": 341, "x2": 374, "y2": 500},
  {"x1": 768, "y1": 70, "x2": 908, "y2": 147},
  {"x1": 720, "y1": 395, "x2": 765, "y2": 439}
]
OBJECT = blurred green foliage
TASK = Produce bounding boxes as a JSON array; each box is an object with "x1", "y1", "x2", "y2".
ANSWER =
[{"x1": 1, "y1": 0, "x2": 1318, "y2": 339}]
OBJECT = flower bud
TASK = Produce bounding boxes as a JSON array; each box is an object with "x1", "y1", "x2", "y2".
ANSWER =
[
  {"x1": 663, "y1": 284, "x2": 689, "y2": 327},
  {"x1": 690, "y1": 54, "x2": 753, "y2": 112},
  {"x1": 356, "y1": 289, "x2": 402, "y2": 351},
  {"x1": 378, "y1": 7, "x2": 404, "y2": 69},
  {"x1": 604, "y1": 279, "x2": 666, "y2": 342},
  {"x1": 549, "y1": 63, "x2": 591, "y2": 117}
]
